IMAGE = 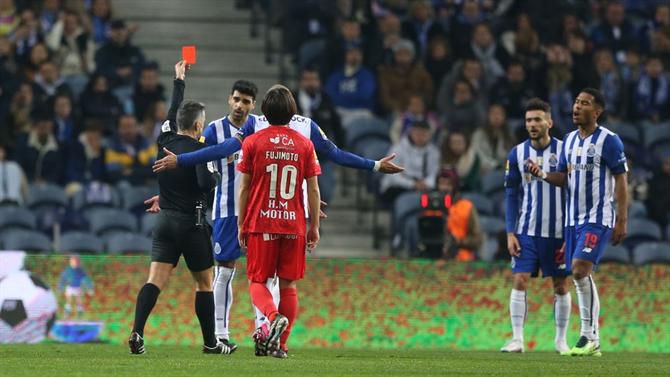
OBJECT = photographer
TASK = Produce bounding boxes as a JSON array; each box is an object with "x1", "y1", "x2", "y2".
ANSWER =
[{"x1": 128, "y1": 60, "x2": 224, "y2": 355}]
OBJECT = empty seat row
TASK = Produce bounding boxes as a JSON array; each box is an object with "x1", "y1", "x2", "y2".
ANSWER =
[{"x1": 0, "y1": 230, "x2": 152, "y2": 255}]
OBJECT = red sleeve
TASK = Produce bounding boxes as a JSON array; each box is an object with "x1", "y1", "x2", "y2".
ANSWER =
[
  {"x1": 236, "y1": 137, "x2": 254, "y2": 174},
  {"x1": 304, "y1": 141, "x2": 321, "y2": 178}
]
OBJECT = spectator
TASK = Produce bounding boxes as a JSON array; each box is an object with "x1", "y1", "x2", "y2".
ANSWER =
[
  {"x1": 13, "y1": 8, "x2": 43, "y2": 64},
  {"x1": 545, "y1": 44, "x2": 574, "y2": 135},
  {"x1": 0, "y1": 34, "x2": 17, "y2": 74},
  {"x1": 39, "y1": 0, "x2": 61, "y2": 34},
  {"x1": 440, "y1": 131, "x2": 481, "y2": 192},
  {"x1": 52, "y1": 93, "x2": 77, "y2": 144},
  {"x1": 89, "y1": 0, "x2": 112, "y2": 45},
  {"x1": 94, "y1": 19, "x2": 144, "y2": 89},
  {"x1": 435, "y1": 168, "x2": 482, "y2": 262},
  {"x1": 650, "y1": 24, "x2": 670, "y2": 69},
  {"x1": 79, "y1": 73, "x2": 123, "y2": 134},
  {"x1": 468, "y1": 22, "x2": 510, "y2": 80},
  {"x1": 510, "y1": 13, "x2": 547, "y2": 97},
  {"x1": 471, "y1": 103, "x2": 514, "y2": 173},
  {"x1": 390, "y1": 93, "x2": 442, "y2": 143},
  {"x1": 646, "y1": 150, "x2": 670, "y2": 228},
  {"x1": 32, "y1": 60, "x2": 71, "y2": 103},
  {"x1": 400, "y1": 0, "x2": 445, "y2": 57},
  {"x1": 593, "y1": 49, "x2": 626, "y2": 121},
  {"x1": 377, "y1": 39, "x2": 433, "y2": 114},
  {"x1": 132, "y1": 61, "x2": 164, "y2": 122},
  {"x1": 23, "y1": 42, "x2": 50, "y2": 81},
  {"x1": 0, "y1": 0, "x2": 18, "y2": 38},
  {"x1": 284, "y1": 0, "x2": 336, "y2": 63},
  {"x1": 424, "y1": 36, "x2": 453, "y2": 90},
  {"x1": 295, "y1": 66, "x2": 344, "y2": 204},
  {"x1": 6, "y1": 82, "x2": 34, "y2": 144},
  {"x1": 64, "y1": 120, "x2": 107, "y2": 186},
  {"x1": 450, "y1": 0, "x2": 486, "y2": 58},
  {"x1": 590, "y1": 0, "x2": 638, "y2": 64},
  {"x1": 375, "y1": 12, "x2": 402, "y2": 66},
  {"x1": 381, "y1": 121, "x2": 440, "y2": 204},
  {"x1": 105, "y1": 114, "x2": 156, "y2": 185},
  {"x1": 325, "y1": 42, "x2": 377, "y2": 125},
  {"x1": 45, "y1": 9, "x2": 96, "y2": 80},
  {"x1": 489, "y1": 61, "x2": 536, "y2": 119},
  {"x1": 567, "y1": 31, "x2": 596, "y2": 96},
  {"x1": 639, "y1": 4, "x2": 670, "y2": 54},
  {"x1": 437, "y1": 57, "x2": 491, "y2": 114},
  {"x1": 322, "y1": 18, "x2": 375, "y2": 77},
  {"x1": 0, "y1": 143, "x2": 28, "y2": 205},
  {"x1": 140, "y1": 99, "x2": 167, "y2": 140},
  {"x1": 441, "y1": 79, "x2": 485, "y2": 134},
  {"x1": 14, "y1": 110, "x2": 63, "y2": 184},
  {"x1": 633, "y1": 55, "x2": 670, "y2": 122}
]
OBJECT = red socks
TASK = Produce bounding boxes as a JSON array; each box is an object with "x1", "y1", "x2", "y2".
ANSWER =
[
  {"x1": 279, "y1": 287, "x2": 298, "y2": 350},
  {"x1": 249, "y1": 282, "x2": 278, "y2": 321}
]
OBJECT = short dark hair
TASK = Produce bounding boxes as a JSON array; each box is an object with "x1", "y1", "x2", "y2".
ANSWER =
[
  {"x1": 177, "y1": 100, "x2": 206, "y2": 131},
  {"x1": 525, "y1": 97, "x2": 551, "y2": 113},
  {"x1": 261, "y1": 85, "x2": 297, "y2": 125},
  {"x1": 580, "y1": 88, "x2": 606, "y2": 109},
  {"x1": 231, "y1": 80, "x2": 258, "y2": 100}
]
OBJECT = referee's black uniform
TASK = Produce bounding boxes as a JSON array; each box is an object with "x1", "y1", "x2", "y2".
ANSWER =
[{"x1": 152, "y1": 79, "x2": 217, "y2": 271}]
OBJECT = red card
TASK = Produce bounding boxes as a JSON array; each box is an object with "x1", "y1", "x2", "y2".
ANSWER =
[{"x1": 182, "y1": 45, "x2": 196, "y2": 64}]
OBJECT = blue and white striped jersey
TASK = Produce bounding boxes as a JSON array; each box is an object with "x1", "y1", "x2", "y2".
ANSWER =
[
  {"x1": 505, "y1": 137, "x2": 565, "y2": 238},
  {"x1": 559, "y1": 126, "x2": 628, "y2": 228}
]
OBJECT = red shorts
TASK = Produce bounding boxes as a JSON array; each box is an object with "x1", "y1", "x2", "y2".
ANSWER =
[{"x1": 246, "y1": 233, "x2": 306, "y2": 283}]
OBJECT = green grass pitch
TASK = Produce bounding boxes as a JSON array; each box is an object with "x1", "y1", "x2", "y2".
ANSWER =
[{"x1": 0, "y1": 344, "x2": 668, "y2": 376}]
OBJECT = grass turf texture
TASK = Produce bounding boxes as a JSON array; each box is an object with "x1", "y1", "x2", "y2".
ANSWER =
[{"x1": 1, "y1": 345, "x2": 668, "y2": 376}]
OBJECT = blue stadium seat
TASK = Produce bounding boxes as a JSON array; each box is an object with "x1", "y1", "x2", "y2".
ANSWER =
[
  {"x1": 346, "y1": 116, "x2": 390, "y2": 153},
  {"x1": 106, "y1": 232, "x2": 152, "y2": 255},
  {"x1": 600, "y1": 244, "x2": 631, "y2": 264},
  {"x1": 141, "y1": 213, "x2": 158, "y2": 236},
  {"x1": 27, "y1": 183, "x2": 68, "y2": 233},
  {"x1": 85, "y1": 208, "x2": 138, "y2": 236},
  {"x1": 461, "y1": 193, "x2": 495, "y2": 216},
  {"x1": 628, "y1": 201, "x2": 648, "y2": 219},
  {"x1": 623, "y1": 218, "x2": 662, "y2": 250},
  {"x1": 644, "y1": 124, "x2": 670, "y2": 162},
  {"x1": 391, "y1": 191, "x2": 423, "y2": 253},
  {"x1": 481, "y1": 170, "x2": 505, "y2": 196},
  {"x1": 59, "y1": 231, "x2": 104, "y2": 254},
  {"x1": 479, "y1": 216, "x2": 506, "y2": 236},
  {"x1": 0, "y1": 206, "x2": 37, "y2": 231},
  {"x1": 632, "y1": 242, "x2": 670, "y2": 265},
  {"x1": 2, "y1": 229, "x2": 52, "y2": 253},
  {"x1": 121, "y1": 185, "x2": 158, "y2": 216},
  {"x1": 72, "y1": 183, "x2": 121, "y2": 211},
  {"x1": 357, "y1": 138, "x2": 391, "y2": 161}
]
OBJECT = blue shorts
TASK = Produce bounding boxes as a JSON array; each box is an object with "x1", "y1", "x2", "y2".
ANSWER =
[
  {"x1": 212, "y1": 217, "x2": 241, "y2": 262},
  {"x1": 512, "y1": 235, "x2": 569, "y2": 278},
  {"x1": 564, "y1": 224, "x2": 613, "y2": 269}
]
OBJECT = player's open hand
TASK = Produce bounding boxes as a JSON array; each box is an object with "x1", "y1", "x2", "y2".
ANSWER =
[
  {"x1": 507, "y1": 233, "x2": 521, "y2": 257},
  {"x1": 307, "y1": 227, "x2": 320, "y2": 252},
  {"x1": 525, "y1": 159, "x2": 543, "y2": 177},
  {"x1": 611, "y1": 218, "x2": 627, "y2": 245},
  {"x1": 153, "y1": 148, "x2": 178, "y2": 173},
  {"x1": 378, "y1": 153, "x2": 404, "y2": 174},
  {"x1": 144, "y1": 195, "x2": 160, "y2": 213}
]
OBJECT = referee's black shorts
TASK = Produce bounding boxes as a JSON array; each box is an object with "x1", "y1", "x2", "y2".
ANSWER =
[{"x1": 151, "y1": 209, "x2": 213, "y2": 272}]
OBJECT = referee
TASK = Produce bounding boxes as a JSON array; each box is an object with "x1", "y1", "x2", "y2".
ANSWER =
[{"x1": 128, "y1": 60, "x2": 224, "y2": 354}]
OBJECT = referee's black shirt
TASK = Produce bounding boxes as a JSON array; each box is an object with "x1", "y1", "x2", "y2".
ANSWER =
[{"x1": 156, "y1": 79, "x2": 216, "y2": 215}]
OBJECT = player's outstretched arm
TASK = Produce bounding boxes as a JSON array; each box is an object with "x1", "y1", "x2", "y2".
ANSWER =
[
  {"x1": 237, "y1": 172, "x2": 251, "y2": 248},
  {"x1": 306, "y1": 176, "x2": 321, "y2": 252},
  {"x1": 526, "y1": 160, "x2": 566, "y2": 187},
  {"x1": 152, "y1": 137, "x2": 242, "y2": 172},
  {"x1": 611, "y1": 173, "x2": 628, "y2": 245},
  {"x1": 324, "y1": 143, "x2": 404, "y2": 174}
]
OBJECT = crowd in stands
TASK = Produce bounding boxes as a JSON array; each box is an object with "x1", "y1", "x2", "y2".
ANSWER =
[{"x1": 270, "y1": 0, "x2": 670, "y2": 259}]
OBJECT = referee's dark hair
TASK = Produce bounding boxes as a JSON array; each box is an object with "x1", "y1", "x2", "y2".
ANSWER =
[
  {"x1": 177, "y1": 100, "x2": 206, "y2": 131},
  {"x1": 525, "y1": 97, "x2": 551, "y2": 114},
  {"x1": 580, "y1": 88, "x2": 606, "y2": 110},
  {"x1": 261, "y1": 85, "x2": 297, "y2": 125},
  {"x1": 231, "y1": 80, "x2": 258, "y2": 100}
]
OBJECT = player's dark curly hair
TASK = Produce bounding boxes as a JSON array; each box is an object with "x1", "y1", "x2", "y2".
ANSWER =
[
  {"x1": 580, "y1": 88, "x2": 606, "y2": 110},
  {"x1": 525, "y1": 97, "x2": 551, "y2": 114},
  {"x1": 261, "y1": 85, "x2": 297, "y2": 125},
  {"x1": 231, "y1": 80, "x2": 258, "y2": 100}
]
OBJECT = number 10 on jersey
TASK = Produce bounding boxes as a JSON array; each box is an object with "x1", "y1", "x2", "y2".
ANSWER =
[{"x1": 266, "y1": 163, "x2": 297, "y2": 200}]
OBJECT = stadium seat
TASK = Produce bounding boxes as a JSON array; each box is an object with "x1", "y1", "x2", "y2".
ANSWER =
[
  {"x1": 106, "y1": 232, "x2": 152, "y2": 255},
  {"x1": 120, "y1": 185, "x2": 158, "y2": 216},
  {"x1": 2, "y1": 230, "x2": 52, "y2": 253},
  {"x1": 357, "y1": 138, "x2": 391, "y2": 161},
  {"x1": 623, "y1": 218, "x2": 662, "y2": 250},
  {"x1": 600, "y1": 244, "x2": 631, "y2": 264},
  {"x1": 85, "y1": 208, "x2": 138, "y2": 236},
  {"x1": 345, "y1": 116, "x2": 390, "y2": 154},
  {"x1": 479, "y1": 236, "x2": 500, "y2": 262},
  {"x1": 479, "y1": 216, "x2": 506, "y2": 236},
  {"x1": 391, "y1": 192, "x2": 423, "y2": 253},
  {"x1": 26, "y1": 183, "x2": 68, "y2": 233},
  {"x1": 643, "y1": 124, "x2": 670, "y2": 161},
  {"x1": 632, "y1": 242, "x2": 670, "y2": 265},
  {"x1": 72, "y1": 184, "x2": 121, "y2": 212},
  {"x1": 141, "y1": 213, "x2": 158, "y2": 236},
  {"x1": 59, "y1": 232, "x2": 104, "y2": 254},
  {"x1": 461, "y1": 193, "x2": 495, "y2": 216},
  {"x1": 628, "y1": 201, "x2": 648, "y2": 219},
  {"x1": 481, "y1": 170, "x2": 505, "y2": 196},
  {"x1": 0, "y1": 206, "x2": 37, "y2": 232}
]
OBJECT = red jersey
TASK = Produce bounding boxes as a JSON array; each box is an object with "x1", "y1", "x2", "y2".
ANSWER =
[{"x1": 237, "y1": 125, "x2": 321, "y2": 235}]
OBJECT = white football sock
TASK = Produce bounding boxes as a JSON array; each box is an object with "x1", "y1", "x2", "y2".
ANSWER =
[
  {"x1": 254, "y1": 277, "x2": 279, "y2": 328},
  {"x1": 554, "y1": 293, "x2": 571, "y2": 344},
  {"x1": 213, "y1": 266, "x2": 235, "y2": 339},
  {"x1": 510, "y1": 289, "x2": 526, "y2": 341},
  {"x1": 574, "y1": 276, "x2": 600, "y2": 343}
]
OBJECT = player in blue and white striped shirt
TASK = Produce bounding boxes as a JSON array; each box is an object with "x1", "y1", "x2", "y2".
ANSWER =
[
  {"x1": 528, "y1": 88, "x2": 628, "y2": 357},
  {"x1": 501, "y1": 98, "x2": 571, "y2": 354}
]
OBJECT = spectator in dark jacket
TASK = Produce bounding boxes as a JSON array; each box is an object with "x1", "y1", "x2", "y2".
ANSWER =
[
  {"x1": 400, "y1": 0, "x2": 446, "y2": 57},
  {"x1": 489, "y1": 61, "x2": 536, "y2": 119},
  {"x1": 14, "y1": 111, "x2": 63, "y2": 184},
  {"x1": 647, "y1": 151, "x2": 670, "y2": 228},
  {"x1": 32, "y1": 60, "x2": 71, "y2": 104},
  {"x1": 80, "y1": 73, "x2": 123, "y2": 134},
  {"x1": 94, "y1": 19, "x2": 144, "y2": 88},
  {"x1": 633, "y1": 55, "x2": 670, "y2": 122},
  {"x1": 64, "y1": 120, "x2": 107, "y2": 185},
  {"x1": 52, "y1": 93, "x2": 77, "y2": 143},
  {"x1": 132, "y1": 61, "x2": 164, "y2": 122},
  {"x1": 590, "y1": 0, "x2": 639, "y2": 64}
]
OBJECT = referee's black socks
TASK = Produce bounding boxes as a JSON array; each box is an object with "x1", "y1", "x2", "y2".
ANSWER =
[
  {"x1": 195, "y1": 291, "x2": 217, "y2": 348},
  {"x1": 132, "y1": 283, "x2": 161, "y2": 337}
]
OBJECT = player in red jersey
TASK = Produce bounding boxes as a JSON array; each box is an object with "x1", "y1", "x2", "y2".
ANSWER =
[{"x1": 237, "y1": 84, "x2": 321, "y2": 358}]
